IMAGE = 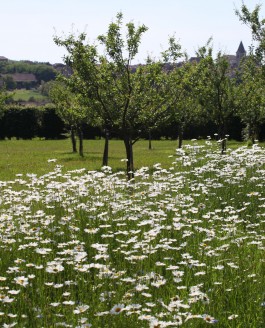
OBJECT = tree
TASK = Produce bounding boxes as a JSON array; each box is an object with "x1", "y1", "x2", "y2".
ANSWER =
[
  {"x1": 236, "y1": 55, "x2": 265, "y2": 143},
  {"x1": 235, "y1": 3, "x2": 265, "y2": 143},
  {"x1": 49, "y1": 80, "x2": 94, "y2": 156},
  {"x1": 2, "y1": 75, "x2": 17, "y2": 90},
  {"x1": 162, "y1": 37, "x2": 203, "y2": 148},
  {"x1": 0, "y1": 87, "x2": 11, "y2": 120},
  {"x1": 54, "y1": 12, "x2": 169, "y2": 178},
  {"x1": 236, "y1": 3, "x2": 265, "y2": 66},
  {"x1": 196, "y1": 45, "x2": 237, "y2": 153}
]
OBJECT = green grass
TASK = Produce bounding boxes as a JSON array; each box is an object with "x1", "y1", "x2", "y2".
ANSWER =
[
  {"x1": 10, "y1": 89, "x2": 49, "y2": 102},
  {"x1": 0, "y1": 138, "x2": 185, "y2": 180}
]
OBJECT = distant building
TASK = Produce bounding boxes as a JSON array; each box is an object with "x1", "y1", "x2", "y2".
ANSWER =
[
  {"x1": 0, "y1": 56, "x2": 8, "y2": 62},
  {"x1": 188, "y1": 42, "x2": 247, "y2": 67},
  {"x1": 10, "y1": 73, "x2": 37, "y2": 84},
  {"x1": 53, "y1": 63, "x2": 72, "y2": 77},
  {"x1": 236, "y1": 41, "x2": 246, "y2": 62},
  {"x1": 0, "y1": 73, "x2": 38, "y2": 89},
  {"x1": 189, "y1": 57, "x2": 201, "y2": 64},
  {"x1": 224, "y1": 41, "x2": 246, "y2": 68}
]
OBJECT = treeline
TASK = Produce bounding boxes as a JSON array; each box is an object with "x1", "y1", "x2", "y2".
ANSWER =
[
  {"x1": 0, "y1": 105, "x2": 98, "y2": 140},
  {"x1": 2, "y1": 104, "x2": 265, "y2": 141}
]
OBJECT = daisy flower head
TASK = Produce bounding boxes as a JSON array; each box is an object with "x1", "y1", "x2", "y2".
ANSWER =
[
  {"x1": 109, "y1": 304, "x2": 125, "y2": 315},
  {"x1": 202, "y1": 314, "x2": 218, "y2": 324},
  {"x1": 14, "y1": 276, "x2": 29, "y2": 287},
  {"x1": 73, "y1": 304, "x2": 90, "y2": 314}
]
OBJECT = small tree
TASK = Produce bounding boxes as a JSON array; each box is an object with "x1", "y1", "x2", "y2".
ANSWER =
[
  {"x1": 49, "y1": 80, "x2": 94, "y2": 156},
  {"x1": 236, "y1": 55, "x2": 265, "y2": 143},
  {"x1": 55, "y1": 13, "x2": 169, "y2": 178},
  {"x1": 0, "y1": 87, "x2": 10, "y2": 120},
  {"x1": 236, "y1": 3, "x2": 265, "y2": 66},
  {"x1": 2, "y1": 75, "x2": 17, "y2": 90},
  {"x1": 196, "y1": 45, "x2": 237, "y2": 153},
  {"x1": 161, "y1": 36, "x2": 205, "y2": 148}
]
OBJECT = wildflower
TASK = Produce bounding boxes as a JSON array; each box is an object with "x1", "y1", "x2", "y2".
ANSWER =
[
  {"x1": 62, "y1": 300, "x2": 75, "y2": 305},
  {"x1": 151, "y1": 279, "x2": 166, "y2": 288},
  {"x1": 50, "y1": 302, "x2": 60, "y2": 307},
  {"x1": 3, "y1": 323, "x2": 17, "y2": 328},
  {"x1": 8, "y1": 314, "x2": 17, "y2": 318},
  {"x1": 213, "y1": 265, "x2": 224, "y2": 270},
  {"x1": 46, "y1": 263, "x2": 64, "y2": 273},
  {"x1": 14, "y1": 276, "x2": 29, "y2": 287},
  {"x1": 202, "y1": 314, "x2": 218, "y2": 324},
  {"x1": 142, "y1": 292, "x2": 152, "y2": 298},
  {"x1": 8, "y1": 290, "x2": 20, "y2": 295},
  {"x1": 228, "y1": 314, "x2": 238, "y2": 320},
  {"x1": 28, "y1": 274, "x2": 35, "y2": 279},
  {"x1": 73, "y1": 304, "x2": 90, "y2": 314},
  {"x1": 2, "y1": 296, "x2": 15, "y2": 303},
  {"x1": 194, "y1": 271, "x2": 206, "y2": 276},
  {"x1": 110, "y1": 304, "x2": 125, "y2": 315}
]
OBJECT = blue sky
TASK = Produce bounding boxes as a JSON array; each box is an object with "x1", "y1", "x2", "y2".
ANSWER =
[{"x1": 0, "y1": 0, "x2": 264, "y2": 64}]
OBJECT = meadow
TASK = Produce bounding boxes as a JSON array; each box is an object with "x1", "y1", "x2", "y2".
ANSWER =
[
  {"x1": 0, "y1": 139, "x2": 179, "y2": 181},
  {"x1": 0, "y1": 138, "x2": 264, "y2": 327},
  {"x1": 10, "y1": 89, "x2": 49, "y2": 103}
]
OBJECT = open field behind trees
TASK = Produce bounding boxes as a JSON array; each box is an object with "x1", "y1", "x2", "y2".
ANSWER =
[
  {"x1": 10, "y1": 89, "x2": 50, "y2": 103},
  {"x1": 0, "y1": 139, "x2": 264, "y2": 327},
  {"x1": 0, "y1": 139, "x2": 183, "y2": 181},
  {"x1": 0, "y1": 138, "x2": 262, "y2": 181}
]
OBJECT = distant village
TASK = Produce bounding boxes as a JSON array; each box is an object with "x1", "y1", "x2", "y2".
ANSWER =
[{"x1": 0, "y1": 42, "x2": 246, "y2": 89}]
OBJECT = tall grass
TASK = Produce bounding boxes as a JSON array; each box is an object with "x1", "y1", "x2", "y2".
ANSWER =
[{"x1": 0, "y1": 139, "x2": 264, "y2": 327}]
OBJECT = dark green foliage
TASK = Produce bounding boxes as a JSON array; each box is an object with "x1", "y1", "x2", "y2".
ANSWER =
[
  {"x1": 0, "y1": 105, "x2": 64, "y2": 140},
  {"x1": 0, "y1": 106, "x2": 39, "y2": 139},
  {"x1": 38, "y1": 106, "x2": 66, "y2": 139},
  {"x1": 2, "y1": 75, "x2": 17, "y2": 90}
]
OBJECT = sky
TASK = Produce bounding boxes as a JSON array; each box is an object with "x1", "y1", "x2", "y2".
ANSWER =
[{"x1": 0, "y1": 0, "x2": 264, "y2": 64}]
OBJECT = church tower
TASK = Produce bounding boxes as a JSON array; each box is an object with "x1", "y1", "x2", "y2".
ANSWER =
[{"x1": 236, "y1": 41, "x2": 246, "y2": 62}]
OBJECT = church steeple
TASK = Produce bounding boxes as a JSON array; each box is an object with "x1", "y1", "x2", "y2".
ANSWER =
[{"x1": 236, "y1": 41, "x2": 246, "y2": 61}]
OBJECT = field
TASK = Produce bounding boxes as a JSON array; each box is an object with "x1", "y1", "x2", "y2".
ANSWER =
[
  {"x1": 10, "y1": 89, "x2": 49, "y2": 103},
  {"x1": 0, "y1": 139, "x2": 264, "y2": 327},
  {"x1": 0, "y1": 139, "x2": 180, "y2": 181}
]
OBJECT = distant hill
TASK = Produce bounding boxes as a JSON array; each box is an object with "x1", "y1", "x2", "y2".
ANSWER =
[{"x1": 0, "y1": 58, "x2": 59, "y2": 87}]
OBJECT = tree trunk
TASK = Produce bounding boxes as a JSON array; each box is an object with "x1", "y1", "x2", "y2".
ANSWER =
[
  {"x1": 70, "y1": 126, "x2": 77, "y2": 153},
  {"x1": 124, "y1": 137, "x2": 134, "y2": 180},
  {"x1": 178, "y1": 124, "x2": 183, "y2": 149},
  {"x1": 221, "y1": 138, "x2": 226, "y2": 154},
  {"x1": 250, "y1": 123, "x2": 258, "y2": 144},
  {"x1": 148, "y1": 130, "x2": 152, "y2": 150},
  {"x1": 219, "y1": 124, "x2": 226, "y2": 155},
  {"x1": 102, "y1": 129, "x2": 109, "y2": 166},
  {"x1": 78, "y1": 127, "x2": 84, "y2": 157}
]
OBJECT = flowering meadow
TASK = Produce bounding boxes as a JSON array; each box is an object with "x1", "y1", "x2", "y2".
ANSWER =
[{"x1": 0, "y1": 141, "x2": 264, "y2": 327}]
